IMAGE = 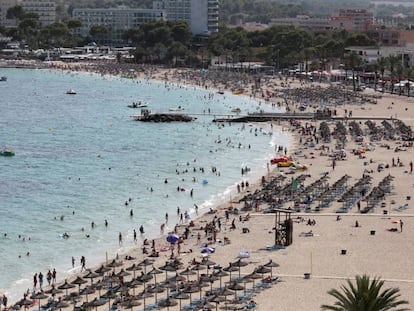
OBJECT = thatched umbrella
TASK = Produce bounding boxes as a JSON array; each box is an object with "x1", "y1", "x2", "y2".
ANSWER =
[
  {"x1": 125, "y1": 263, "x2": 142, "y2": 278},
  {"x1": 158, "y1": 297, "x2": 178, "y2": 310},
  {"x1": 87, "y1": 297, "x2": 107, "y2": 311},
  {"x1": 71, "y1": 276, "x2": 87, "y2": 293},
  {"x1": 32, "y1": 292, "x2": 48, "y2": 311},
  {"x1": 83, "y1": 269, "x2": 101, "y2": 284},
  {"x1": 95, "y1": 265, "x2": 111, "y2": 275},
  {"x1": 173, "y1": 291, "x2": 189, "y2": 311},
  {"x1": 58, "y1": 279, "x2": 76, "y2": 296},
  {"x1": 101, "y1": 289, "x2": 117, "y2": 311},
  {"x1": 53, "y1": 299, "x2": 70, "y2": 311},
  {"x1": 223, "y1": 264, "x2": 238, "y2": 282},
  {"x1": 264, "y1": 259, "x2": 280, "y2": 278},
  {"x1": 121, "y1": 298, "x2": 141, "y2": 310},
  {"x1": 213, "y1": 269, "x2": 229, "y2": 289},
  {"x1": 159, "y1": 262, "x2": 178, "y2": 280},
  {"x1": 80, "y1": 286, "x2": 95, "y2": 302},
  {"x1": 136, "y1": 289, "x2": 154, "y2": 310},
  {"x1": 148, "y1": 284, "x2": 165, "y2": 303},
  {"x1": 231, "y1": 259, "x2": 249, "y2": 278},
  {"x1": 137, "y1": 258, "x2": 155, "y2": 273},
  {"x1": 191, "y1": 263, "x2": 206, "y2": 279},
  {"x1": 148, "y1": 266, "x2": 163, "y2": 284},
  {"x1": 180, "y1": 267, "x2": 196, "y2": 281},
  {"x1": 182, "y1": 285, "x2": 200, "y2": 305},
  {"x1": 45, "y1": 286, "x2": 63, "y2": 297}
]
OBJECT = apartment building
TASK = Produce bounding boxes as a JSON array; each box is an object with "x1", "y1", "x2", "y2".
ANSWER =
[
  {"x1": 72, "y1": 6, "x2": 166, "y2": 42},
  {"x1": 0, "y1": 0, "x2": 55, "y2": 28}
]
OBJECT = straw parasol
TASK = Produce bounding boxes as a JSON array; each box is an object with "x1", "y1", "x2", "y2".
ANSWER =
[
  {"x1": 158, "y1": 297, "x2": 178, "y2": 310},
  {"x1": 159, "y1": 262, "x2": 178, "y2": 280},
  {"x1": 136, "y1": 289, "x2": 154, "y2": 311},
  {"x1": 172, "y1": 291, "x2": 189, "y2": 311},
  {"x1": 58, "y1": 279, "x2": 76, "y2": 296},
  {"x1": 71, "y1": 276, "x2": 87, "y2": 293},
  {"x1": 191, "y1": 263, "x2": 206, "y2": 279},
  {"x1": 213, "y1": 269, "x2": 229, "y2": 289},
  {"x1": 231, "y1": 259, "x2": 249, "y2": 278},
  {"x1": 95, "y1": 265, "x2": 111, "y2": 275},
  {"x1": 264, "y1": 259, "x2": 280, "y2": 278},
  {"x1": 45, "y1": 286, "x2": 63, "y2": 297},
  {"x1": 32, "y1": 292, "x2": 48, "y2": 311},
  {"x1": 53, "y1": 299, "x2": 70, "y2": 311},
  {"x1": 80, "y1": 286, "x2": 95, "y2": 302},
  {"x1": 148, "y1": 284, "x2": 165, "y2": 303},
  {"x1": 180, "y1": 267, "x2": 196, "y2": 281},
  {"x1": 137, "y1": 258, "x2": 155, "y2": 273},
  {"x1": 83, "y1": 270, "x2": 101, "y2": 284},
  {"x1": 101, "y1": 289, "x2": 117, "y2": 311},
  {"x1": 182, "y1": 285, "x2": 200, "y2": 304},
  {"x1": 121, "y1": 298, "x2": 141, "y2": 309},
  {"x1": 125, "y1": 263, "x2": 142, "y2": 278},
  {"x1": 223, "y1": 264, "x2": 239, "y2": 282}
]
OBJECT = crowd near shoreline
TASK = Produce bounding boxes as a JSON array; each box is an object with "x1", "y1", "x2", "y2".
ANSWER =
[{"x1": 1, "y1": 60, "x2": 414, "y2": 310}]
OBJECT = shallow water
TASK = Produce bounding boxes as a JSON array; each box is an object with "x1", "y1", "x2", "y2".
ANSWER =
[{"x1": 0, "y1": 68, "x2": 290, "y2": 300}]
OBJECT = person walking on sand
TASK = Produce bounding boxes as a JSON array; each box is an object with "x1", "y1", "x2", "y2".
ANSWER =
[
  {"x1": 33, "y1": 273, "x2": 38, "y2": 290},
  {"x1": 38, "y1": 272, "x2": 44, "y2": 289},
  {"x1": 400, "y1": 219, "x2": 404, "y2": 232},
  {"x1": 410, "y1": 161, "x2": 413, "y2": 173}
]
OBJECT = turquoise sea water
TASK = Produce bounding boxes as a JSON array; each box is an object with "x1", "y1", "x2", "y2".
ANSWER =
[{"x1": 0, "y1": 68, "x2": 290, "y2": 301}]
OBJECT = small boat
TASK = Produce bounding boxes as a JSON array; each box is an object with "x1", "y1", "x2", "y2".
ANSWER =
[
  {"x1": 217, "y1": 90, "x2": 224, "y2": 95},
  {"x1": 231, "y1": 108, "x2": 241, "y2": 113},
  {"x1": 66, "y1": 89, "x2": 76, "y2": 95},
  {"x1": 0, "y1": 147, "x2": 15, "y2": 157},
  {"x1": 0, "y1": 76, "x2": 7, "y2": 82},
  {"x1": 169, "y1": 106, "x2": 184, "y2": 112},
  {"x1": 128, "y1": 101, "x2": 148, "y2": 108}
]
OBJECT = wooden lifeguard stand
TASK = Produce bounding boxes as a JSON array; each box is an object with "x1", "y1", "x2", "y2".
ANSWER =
[{"x1": 272, "y1": 208, "x2": 294, "y2": 247}]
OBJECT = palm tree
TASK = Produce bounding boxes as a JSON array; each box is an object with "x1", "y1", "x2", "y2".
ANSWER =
[
  {"x1": 387, "y1": 55, "x2": 400, "y2": 94},
  {"x1": 321, "y1": 275, "x2": 409, "y2": 311},
  {"x1": 377, "y1": 57, "x2": 388, "y2": 92},
  {"x1": 344, "y1": 51, "x2": 361, "y2": 91}
]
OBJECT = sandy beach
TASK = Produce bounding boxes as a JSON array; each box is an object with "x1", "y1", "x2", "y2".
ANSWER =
[{"x1": 6, "y1": 62, "x2": 414, "y2": 310}]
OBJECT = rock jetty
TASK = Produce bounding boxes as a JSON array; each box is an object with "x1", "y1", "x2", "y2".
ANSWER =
[{"x1": 132, "y1": 110, "x2": 195, "y2": 122}]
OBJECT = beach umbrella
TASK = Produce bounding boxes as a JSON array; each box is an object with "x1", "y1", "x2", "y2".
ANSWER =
[
  {"x1": 173, "y1": 291, "x2": 189, "y2": 311},
  {"x1": 208, "y1": 295, "x2": 224, "y2": 311},
  {"x1": 166, "y1": 234, "x2": 179, "y2": 244},
  {"x1": 223, "y1": 264, "x2": 238, "y2": 282},
  {"x1": 159, "y1": 262, "x2": 178, "y2": 280},
  {"x1": 83, "y1": 269, "x2": 100, "y2": 284},
  {"x1": 182, "y1": 285, "x2": 200, "y2": 304},
  {"x1": 116, "y1": 269, "x2": 131, "y2": 277},
  {"x1": 80, "y1": 286, "x2": 95, "y2": 302},
  {"x1": 148, "y1": 266, "x2": 163, "y2": 284},
  {"x1": 125, "y1": 278, "x2": 143, "y2": 296},
  {"x1": 167, "y1": 273, "x2": 186, "y2": 283},
  {"x1": 158, "y1": 298, "x2": 178, "y2": 310},
  {"x1": 148, "y1": 284, "x2": 165, "y2": 303},
  {"x1": 246, "y1": 272, "x2": 261, "y2": 291},
  {"x1": 121, "y1": 299, "x2": 141, "y2": 309},
  {"x1": 32, "y1": 292, "x2": 48, "y2": 311},
  {"x1": 45, "y1": 286, "x2": 63, "y2": 296},
  {"x1": 58, "y1": 280, "x2": 76, "y2": 296},
  {"x1": 138, "y1": 258, "x2": 155, "y2": 273},
  {"x1": 101, "y1": 289, "x2": 117, "y2": 311},
  {"x1": 264, "y1": 259, "x2": 280, "y2": 278},
  {"x1": 180, "y1": 267, "x2": 196, "y2": 281},
  {"x1": 95, "y1": 265, "x2": 111, "y2": 275},
  {"x1": 71, "y1": 276, "x2": 87, "y2": 292},
  {"x1": 201, "y1": 257, "x2": 216, "y2": 267},
  {"x1": 217, "y1": 287, "x2": 234, "y2": 311},
  {"x1": 201, "y1": 247, "x2": 215, "y2": 254},
  {"x1": 125, "y1": 263, "x2": 142, "y2": 278},
  {"x1": 191, "y1": 263, "x2": 206, "y2": 278},
  {"x1": 16, "y1": 298, "x2": 33, "y2": 308},
  {"x1": 231, "y1": 259, "x2": 248, "y2": 278},
  {"x1": 87, "y1": 297, "x2": 107, "y2": 311},
  {"x1": 62, "y1": 291, "x2": 80, "y2": 302},
  {"x1": 255, "y1": 266, "x2": 271, "y2": 276},
  {"x1": 213, "y1": 269, "x2": 229, "y2": 289},
  {"x1": 53, "y1": 299, "x2": 70, "y2": 311},
  {"x1": 136, "y1": 289, "x2": 154, "y2": 311}
]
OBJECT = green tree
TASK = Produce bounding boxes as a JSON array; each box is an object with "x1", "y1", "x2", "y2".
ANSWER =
[
  {"x1": 344, "y1": 51, "x2": 362, "y2": 91},
  {"x1": 387, "y1": 55, "x2": 400, "y2": 94},
  {"x1": 321, "y1": 275, "x2": 409, "y2": 311}
]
